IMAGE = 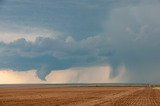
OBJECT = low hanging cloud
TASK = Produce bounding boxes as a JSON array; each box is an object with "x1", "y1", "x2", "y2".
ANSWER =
[
  {"x1": 0, "y1": 0, "x2": 160, "y2": 83},
  {"x1": 0, "y1": 35, "x2": 111, "y2": 80},
  {"x1": 0, "y1": 66, "x2": 126, "y2": 84}
]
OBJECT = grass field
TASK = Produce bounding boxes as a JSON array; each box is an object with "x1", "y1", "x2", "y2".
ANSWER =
[{"x1": 0, "y1": 84, "x2": 160, "y2": 106}]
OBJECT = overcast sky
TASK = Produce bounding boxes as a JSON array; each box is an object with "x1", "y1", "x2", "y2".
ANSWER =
[{"x1": 0, "y1": 0, "x2": 160, "y2": 83}]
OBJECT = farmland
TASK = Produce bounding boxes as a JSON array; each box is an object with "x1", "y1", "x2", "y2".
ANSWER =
[{"x1": 0, "y1": 85, "x2": 160, "y2": 106}]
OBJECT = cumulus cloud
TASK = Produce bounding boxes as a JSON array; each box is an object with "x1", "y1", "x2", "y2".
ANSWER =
[
  {"x1": 0, "y1": 66, "x2": 126, "y2": 84},
  {"x1": 0, "y1": 35, "x2": 111, "y2": 80},
  {"x1": 0, "y1": 24, "x2": 61, "y2": 43}
]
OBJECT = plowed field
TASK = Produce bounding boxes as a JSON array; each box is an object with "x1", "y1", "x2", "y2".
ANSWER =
[{"x1": 0, "y1": 86, "x2": 159, "y2": 106}]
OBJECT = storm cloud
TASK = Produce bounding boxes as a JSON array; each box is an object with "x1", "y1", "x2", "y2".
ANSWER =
[
  {"x1": 0, "y1": 0, "x2": 160, "y2": 83},
  {"x1": 0, "y1": 36, "x2": 111, "y2": 80},
  {"x1": 0, "y1": 66, "x2": 126, "y2": 84}
]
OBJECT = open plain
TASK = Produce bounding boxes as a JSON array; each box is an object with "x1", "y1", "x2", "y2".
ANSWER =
[{"x1": 0, "y1": 85, "x2": 160, "y2": 106}]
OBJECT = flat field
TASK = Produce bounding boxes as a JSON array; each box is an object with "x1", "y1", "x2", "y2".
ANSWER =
[{"x1": 0, "y1": 85, "x2": 160, "y2": 106}]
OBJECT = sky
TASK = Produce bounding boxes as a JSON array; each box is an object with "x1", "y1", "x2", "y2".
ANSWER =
[{"x1": 0, "y1": 0, "x2": 160, "y2": 83}]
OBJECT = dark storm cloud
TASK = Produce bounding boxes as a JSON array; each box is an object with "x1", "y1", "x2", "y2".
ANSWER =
[
  {"x1": 105, "y1": 0, "x2": 160, "y2": 82},
  {"x1": 0, "y1": 36, "x2": 111, "y2": 80},
  {"x1": 0, "y1": 0, "x2": 160, "y2": 82}
]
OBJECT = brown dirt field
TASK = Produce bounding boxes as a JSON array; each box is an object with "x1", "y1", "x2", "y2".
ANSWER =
[{"x1": 0, "y1": 86, "x2": 159, "y2": 106}]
